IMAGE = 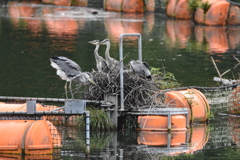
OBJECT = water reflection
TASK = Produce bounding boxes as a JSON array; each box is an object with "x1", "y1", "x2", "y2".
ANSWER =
[
  {"x1": 166, "y1": 19, "x2": 240, "y2": 54},
  {"x1": 0, "y1": 1, "x2": 240, "y2": 159},
  {"x1": 4, "y1": 1, "x2": 240, "y2": 54}
]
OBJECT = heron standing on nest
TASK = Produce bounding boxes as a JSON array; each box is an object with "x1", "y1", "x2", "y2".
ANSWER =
[
  {"x1": 99, "y1": 39, "x2": 120, "y2": 73},
  {"x1": 88, "y1": 40, "x2": 110, "y2": 73},
  {"x1": 50, "y1": 56, "x2": 96, "y2": 99}
]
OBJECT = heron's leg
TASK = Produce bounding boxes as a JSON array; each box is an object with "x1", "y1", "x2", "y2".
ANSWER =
[
  {"x1": 64, "y1": 81, "x2": 68, "y2": 99},
  {"x1": 69, "y1": 80, "x2": 74, "y2": 99}
]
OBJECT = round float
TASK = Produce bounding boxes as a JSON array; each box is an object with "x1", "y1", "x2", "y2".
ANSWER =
[
  {"x1": 164, "y1": 89, "x2": 210, "y2": 123},
  {"x1": 138, "y1": 115, "x2": 187, "y2": 131}
]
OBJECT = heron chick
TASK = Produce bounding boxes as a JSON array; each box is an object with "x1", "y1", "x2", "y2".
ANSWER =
[
  {"x1": 50, "y1": 56, "x2": 96, "y2": 99},
  {"x1": 129, "y1": 60, "x2": 152, "y2": 79},
  {"x1": 99, "y1": 39, "x2": 120, "y2": 73},
  {"x1": 88, "y1": 40, "x2": 109, "y2": 73}
]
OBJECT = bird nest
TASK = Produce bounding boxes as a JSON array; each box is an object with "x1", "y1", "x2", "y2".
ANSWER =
[{"x1": 72, "y1": 69, "x2": 168, "y2": 111}]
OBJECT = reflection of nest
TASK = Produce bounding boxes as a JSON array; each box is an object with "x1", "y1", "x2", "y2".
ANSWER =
[{"x1": 75, "y1": 70, "x2": 166, "y2": 110}]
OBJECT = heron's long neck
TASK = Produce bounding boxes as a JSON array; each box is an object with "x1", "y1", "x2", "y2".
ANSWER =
[
  {"x1": 105, "y1": 42, "x2": 111, "y2": 61},
  {"x1": 94, "y1": 44, "x2": 100, "y2": 59}
]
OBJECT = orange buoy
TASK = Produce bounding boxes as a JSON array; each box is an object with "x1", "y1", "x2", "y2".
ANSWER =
[
  {"x1": 0, "y1": 120, "x2": 53, "y2": 154},
  {"x1": 166, "y1": 0, "x2": 178, "y2": 17},
  {"x1": 47, "y1": 121, "x2": 62, "y2": 148},
  {"x1": 145, "y1": 0, "x2": 155, "y2": 12},
  {"x1": 228, "y1": 5, "x2": 240, "y2": 25},
  {"x1": 0, "y1": 103, "x2": 26, "y2": 111},
  {"x1": 194, "y1": 8, "x2": 205, "y2": 24},
  {"x1": 0, "y1": 103, "x2": 60, "y2": 112},
  {"x1": 104, "y1": 0, "x2": 122, "y2": 12},
  {"x1": 175, "y1": 0, "x2": 192, "y2": 19},
  {"x1": 164, "y1": 89, "x2": 210, "y2": 123},
  {"x1": 122, "y1": 0, "x2": 144, "y2": 13},
  {"x1": 138, "y1": 115, "x2": 187, "y2": 131},
  {"x1": 204, "y1": 1, "x2": 230, "y2": 25}
]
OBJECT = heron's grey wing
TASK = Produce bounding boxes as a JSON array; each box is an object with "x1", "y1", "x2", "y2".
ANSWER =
[
  {"x1": 51, "y1": 57, "x2": 82, "y2": 77},
  {"x1": 131, "y1": 60, "x2": 148, "y2": 76},
  {"x1": 59, "y1": 57, "x2": 82, "y2": 72}
]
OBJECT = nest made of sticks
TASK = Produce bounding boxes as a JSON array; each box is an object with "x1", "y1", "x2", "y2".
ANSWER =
[{"x1": 72, "y1": 68, "x2": 169, "y2": 111}]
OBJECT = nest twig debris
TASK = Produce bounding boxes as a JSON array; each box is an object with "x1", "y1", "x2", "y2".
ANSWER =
[{"x1": 72, "y1": 67, "x2": 169, "y2": 111}]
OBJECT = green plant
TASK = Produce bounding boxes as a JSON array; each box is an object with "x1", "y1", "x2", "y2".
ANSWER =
[
  {"x1": 76, "y1": 107, "x2": 115, "y2": 131},
  {"x1": 184, "y1": 91, "x2": 198, "y2": 107},
  {"x1": 187, "y1": 0, "x2": 210, "y2": 14},
  {"x1": 151, "y1": 67, "x2": 180, "y2": 89},
  {"x1": 200, "y1": 1, "x2": 210, "y2": 13},
  {"x1": 188, "y1": 0, "x2": 201, "y2": 13}
]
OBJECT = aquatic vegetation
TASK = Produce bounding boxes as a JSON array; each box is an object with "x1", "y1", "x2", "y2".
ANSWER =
[
  {"x1": 76, "y1": 107, "x2": 115, "y2": 131},
  {"x1": 151, "y1": 67, "x2": 180, "y2": 89},
  {"x1": 188, "y1": 0, "x2": 210, "y2": 13}
]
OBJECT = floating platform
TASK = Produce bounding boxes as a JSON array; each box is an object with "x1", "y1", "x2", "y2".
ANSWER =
[{"x1": 0, "y1": 120, "x2": 55, "y2": 154}]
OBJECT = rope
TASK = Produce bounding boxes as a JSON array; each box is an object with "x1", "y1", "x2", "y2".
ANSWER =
[{"x1": 160, "y1": 83, "x2": 240, "y2": 93}]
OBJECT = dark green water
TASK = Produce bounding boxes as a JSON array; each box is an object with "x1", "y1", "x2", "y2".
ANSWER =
[{"x1": 0, "y1": 1, "x2": 240, "y2": 160}]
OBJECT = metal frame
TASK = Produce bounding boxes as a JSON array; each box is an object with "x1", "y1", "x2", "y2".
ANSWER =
[
  {"x1": 0, "y1": 100, "x2": 91, "y2": 153},
  {"x1": 130, "y1": 108, "x2": 189, "y2": 129},
  {"x1": 119, "y1": 33, "x2": 142, "y2": 111}
]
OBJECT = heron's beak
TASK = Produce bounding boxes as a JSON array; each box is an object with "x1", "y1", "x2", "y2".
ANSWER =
[{"x1": 87, "y1": 77, "x2": 96, "y2": 85}]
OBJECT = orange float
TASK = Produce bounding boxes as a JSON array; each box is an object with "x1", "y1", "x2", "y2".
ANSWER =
[
  {"x1": 42, "y1": 0, "x2": 72, "y2": 6},
  {"x1": 166, "y1": 0, "x2": 178, "y2": 17},
  {"x1": 104, "y1": 0, "x2": 122, "y2": 12},
  {"x1": 228, "y1": 5, "x2": 240, "y2": 25},
  {"x1": 122, "y1": 0, "x2": 144, "y2": 13},
  {"x1": 138, "y1": 115, "x2": 187, "y2": 131},
  {"x1": 194, "y1": 8, "x2": 205, "y2": 24},
  {"x1": 145, "y1": 0, "x2": 155, "y2": 12},
  {"x1": 0, "y1": 120, "x2": 53, "y2": 154},
  {"x1": 174, "y1": 0, "x2": 192, "y2": 19},
  {"x1": 164, "y1": 89, "x2": 210, "y2": 123},
  {"x1": 0, "y1": 103, "x2": 58, "y2": 112},
  {"x1": 204, "y1": 1, "x2": 230, "y2": 25},
  {"x1": 52, "y1": 0, "x2": 72, "y2": 6}
]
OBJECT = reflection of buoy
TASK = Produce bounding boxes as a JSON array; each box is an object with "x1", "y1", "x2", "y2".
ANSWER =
[
  {"x1": 137, "y1": 123, "x2": 209, "y2": 155},
  {"x1": 228, "y1": 86, "x2": 240, "y2": 114},
  {"x1": 228, "y1": 117, "x2": 240, "y2": 145},
  {"x1": 0, "y1": 120, "x2": 53, "y2": 154},
  {"x1": 138, "y1": 131, "x2": 187, "y2": 146},
  {"x1": 138, "y1": 115, "x2": 187, "y2": 131},
  {"x1": 164, "y1": 89, "x2": 210, "y2": 123}
]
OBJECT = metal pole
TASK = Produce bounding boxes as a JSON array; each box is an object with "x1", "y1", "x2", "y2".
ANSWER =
[
  {"x1": 119, "y1": 33, "x2": 142, "y2": 111},
  {"x1": 85, "y1": 111, "x2": 90, "y2": 156}
]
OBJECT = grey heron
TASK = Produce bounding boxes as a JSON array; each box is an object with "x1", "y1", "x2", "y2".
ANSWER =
[
  {"x1": 129, "y1": 60, "x2": 152, "y2": 79},
  {"x1": 50, "y1": 56, "x2": 96, "y2": 99},
  {"x1": 88, "y1": 40, "x2": 110, "y2": 73},
  {"x1": 99, "y1": 39, "x2": 120, "y2": 73}
]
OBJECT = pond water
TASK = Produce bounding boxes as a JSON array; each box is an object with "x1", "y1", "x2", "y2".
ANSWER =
[{"x1": 0, "y1": 1, "x2": 240, "y2": 160}]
